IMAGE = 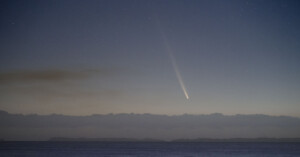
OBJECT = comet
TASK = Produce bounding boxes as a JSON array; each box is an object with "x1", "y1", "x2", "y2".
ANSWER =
[
  {"x1": 156, "y1": 19, "x2": 190, "y2": 100},
  {"x1": 169, "y1": 50, "x2": 190, "y2": 100}
]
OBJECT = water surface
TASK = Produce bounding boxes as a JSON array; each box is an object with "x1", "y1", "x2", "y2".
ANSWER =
[{"x1": 1, "y1": 142, "x2": 300, "y2": 157}]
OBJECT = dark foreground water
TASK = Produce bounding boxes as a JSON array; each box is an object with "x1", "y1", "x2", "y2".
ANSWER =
[{"x1": 0, "y1": 142, "x2": 300, "y2": 157}]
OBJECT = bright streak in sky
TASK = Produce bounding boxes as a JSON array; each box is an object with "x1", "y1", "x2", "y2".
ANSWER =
[
  {"x1": 156, "y1": 19, "x2": 190, "y2": 100},
  {"x1": 169, "y1": 51, "x2": 190, "y2": 100}
]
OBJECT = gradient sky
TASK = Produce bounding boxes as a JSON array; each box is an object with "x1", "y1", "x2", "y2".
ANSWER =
[{"x1": 0, "y1": 0, "x2": 300, "y2": 116}]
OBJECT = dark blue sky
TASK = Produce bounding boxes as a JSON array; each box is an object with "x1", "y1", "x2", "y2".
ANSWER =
[{"x1": 1, "y1": 0, "x2": 300, "y2": 116}]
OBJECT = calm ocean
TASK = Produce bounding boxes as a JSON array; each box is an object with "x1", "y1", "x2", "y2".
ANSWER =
[{"x1": 0, "y1": 142, "x2": 300, "y2": 157}]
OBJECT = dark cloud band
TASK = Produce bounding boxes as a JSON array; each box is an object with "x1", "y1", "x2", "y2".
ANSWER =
[{"x1": 0, "y1": 69, "x2": 110, "y2": 83}]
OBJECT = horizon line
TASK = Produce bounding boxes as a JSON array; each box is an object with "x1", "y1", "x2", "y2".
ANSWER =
[{"x1": 2, "y1": 137, "x2": 300, "y2": 142}]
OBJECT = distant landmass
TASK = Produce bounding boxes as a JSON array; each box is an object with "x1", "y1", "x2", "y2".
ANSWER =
[
  {"x1": 172, "y1": 138, "x2": 300, "y2": 142},
  {"x1": 0, "y1": 110, "x2": 300, "y2": 141},
  {"x1": 49, "y1": 137, "x2": 164, "y2": 142},
  {"x1": 49, "y1": 137, "x2": 300, "y2": 142}
]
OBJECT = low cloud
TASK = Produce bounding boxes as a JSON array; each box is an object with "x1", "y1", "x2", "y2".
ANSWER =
[
  {"x1": 0, "y1": 111, "x2": 300, "y2": 140},
  {"x1": 0, "y1": 68, "x2": 122, "y2": 113},
  {"x1": 0, "y1": 69, "x2": 112, "y2": 83}
]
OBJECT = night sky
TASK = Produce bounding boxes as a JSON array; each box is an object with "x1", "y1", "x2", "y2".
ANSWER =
[{"x1": 1, "y1": 0, "x2": 300, "y2": 116}]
